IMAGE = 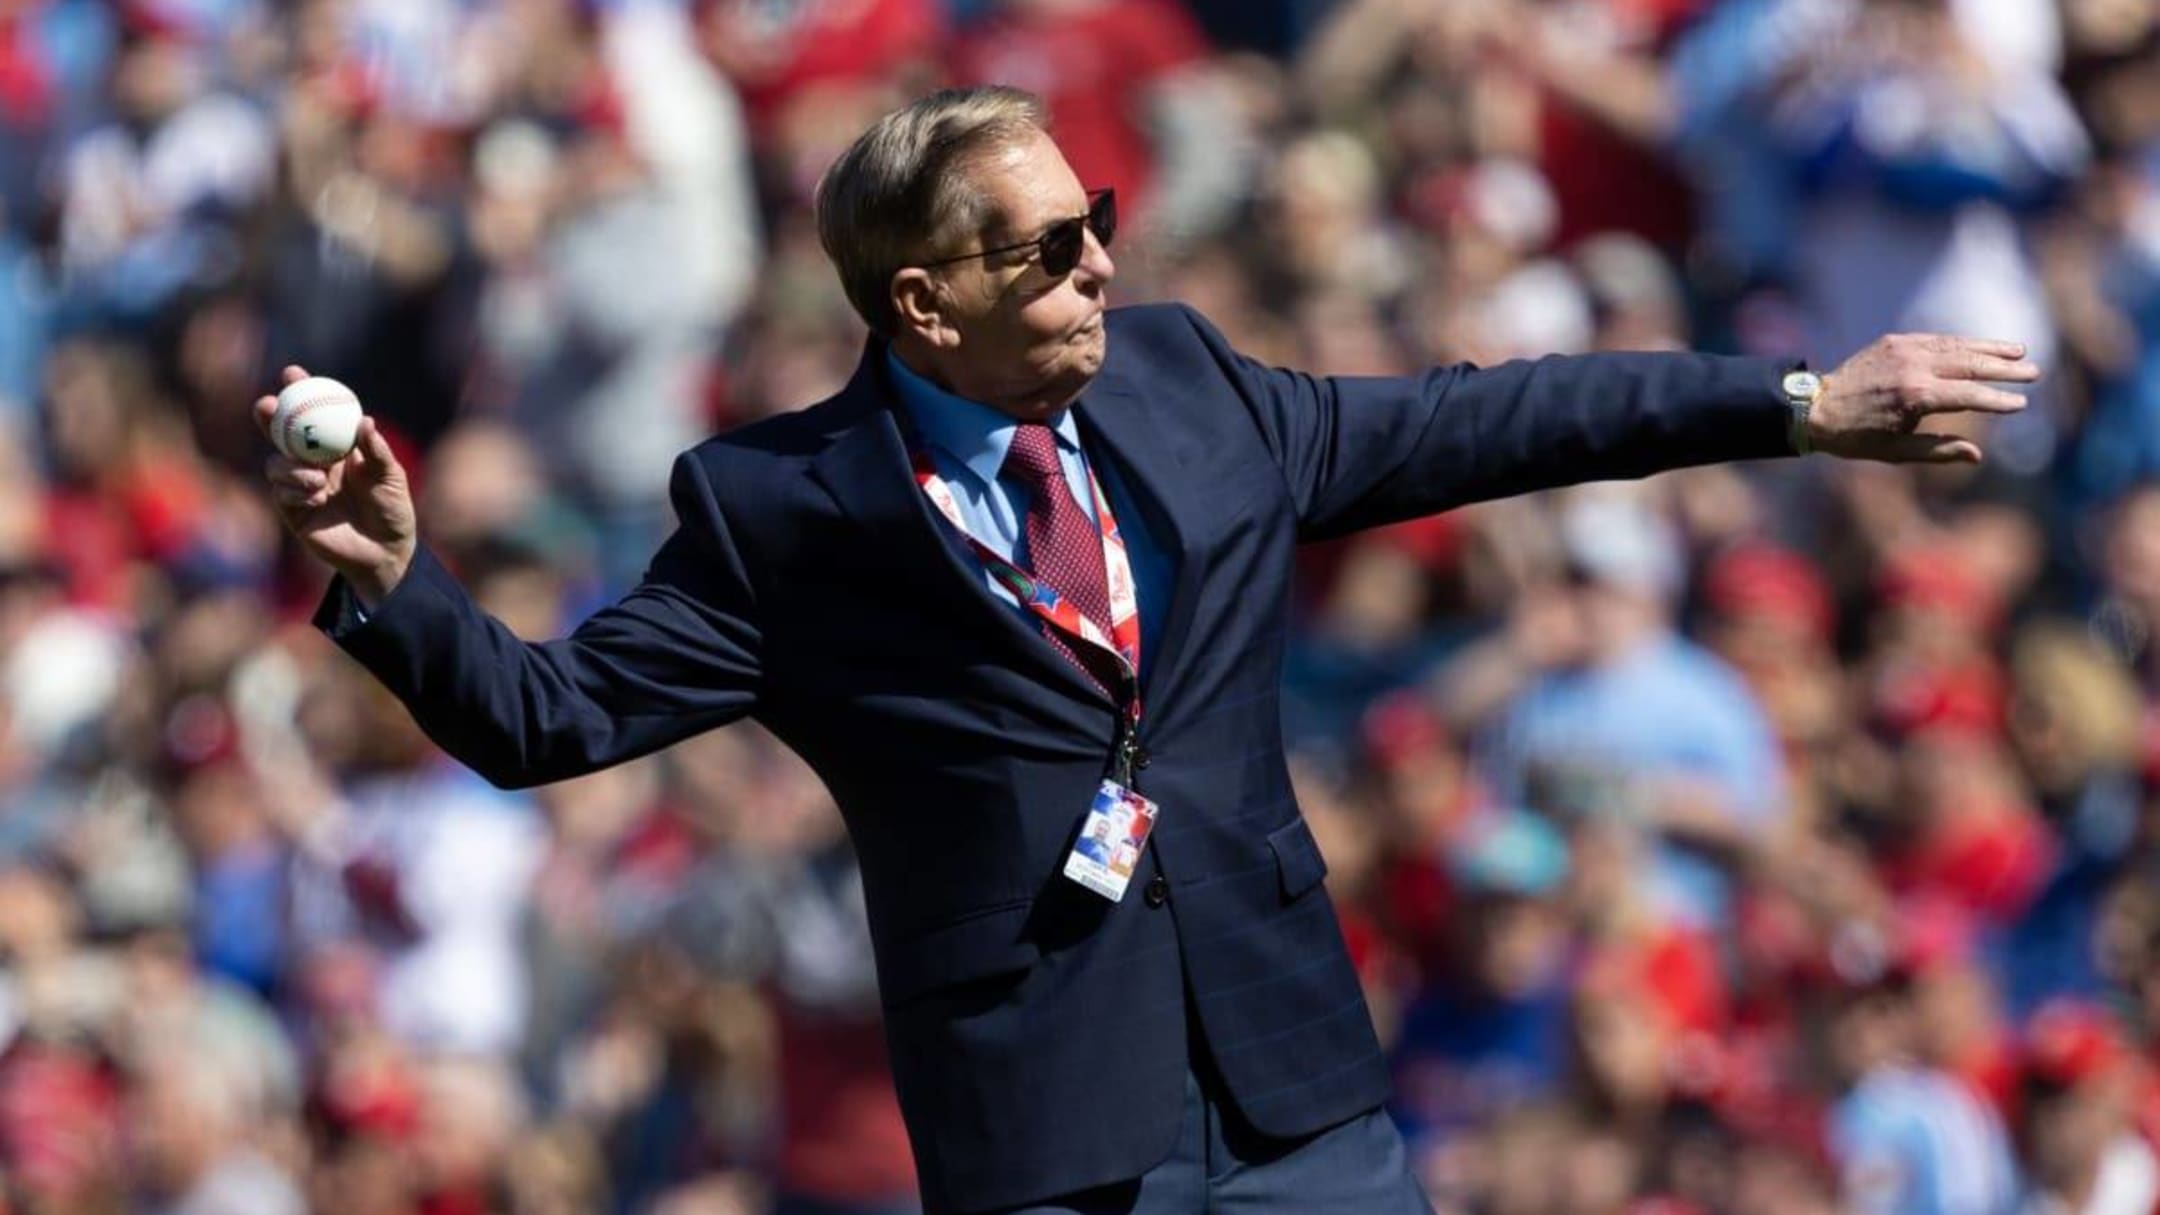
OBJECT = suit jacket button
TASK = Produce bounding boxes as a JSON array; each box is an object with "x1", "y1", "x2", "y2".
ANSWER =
[{"x1": 1144, "y1": 875, "x2": 1169, "y2": 908}]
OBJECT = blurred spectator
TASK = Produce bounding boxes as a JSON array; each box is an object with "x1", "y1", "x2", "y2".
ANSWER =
[
  {"x1": 1389, "y1": 807, "x2": 1573, "y2": 1167},
  {"x1": 1466, "y1": 488, "x2": 1785, "y2": 929},
  {"x1": 2015, "y1": 999, "x2": 2159, "y2": 1215},
  {"x1": 1820, "y1": 948, "x2": 2021, "y2": 1215},
  {"x1": 1700, "y1": 541, "x2": 1843, "y2": 758},
  {"x1": 126, "y1": 1041, "x2": 304, "y2": 1215},
  {"x1": 2059, "y1": 155, "x2": 2160, "y2": 516},
  {"x1": 2093, "y1": 484, "x2": 2160, "y2": 692},
  {"x1": 55, "y1": 13, "x2": 272, "y2": 325},
  {"x1": 1873, "y1": 728, "x2": 2052, "y2": 930},
  {"x1": 488, "y1": 0, "x2": 759, "y2": 586},
  {"x1": 1283, "y1": 524, "x2": 1463, "y2": 751},
  {"x1": 1254, "y1": 128, "x2": 1415, "y2": 311},
  {"x1": 1767, "y1": 0, "x2": 2088, "y2": 476},
  {"x1": 2001, "y1": 623, "x2": 2145, "y2": 1015},
  {"x1": 693, "y1": 0, "x2": 944, "y2": 141},
  {"x1": 951, "y1": 0, "x2": 1250, "y2": 246},
  {"x1": 1363, "y1": 690, "x2": 1489, "y2": 988},
  {"x1": 661, "y1": 725, "x2": 915, "y2": 1215},
  {"x1": 285, "y1": 680, "x2": 545, "y2": 1057}
]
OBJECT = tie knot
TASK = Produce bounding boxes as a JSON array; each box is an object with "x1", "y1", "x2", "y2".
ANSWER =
[{"x1": 1004, "y1": 422, "x2": 1065, "y2": 493}]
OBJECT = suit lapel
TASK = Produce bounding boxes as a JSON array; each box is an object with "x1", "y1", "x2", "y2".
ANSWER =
[
  {"x1": 808, "y1": 342, "x2": 1115, "y2": 711},
  {"x1": 1073, "y1": 377, "x2": 1203, "y2": 712}
]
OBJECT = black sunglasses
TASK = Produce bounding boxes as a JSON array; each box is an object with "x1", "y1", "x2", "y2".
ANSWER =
[{"x1": 922, "y1": 189, "x2": 1116, "y2": 279}]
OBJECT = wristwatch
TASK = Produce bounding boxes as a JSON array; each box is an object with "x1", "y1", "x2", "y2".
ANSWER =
[{"x1": 1782, "y1": 369, "x2": 1823, "y2": 456}]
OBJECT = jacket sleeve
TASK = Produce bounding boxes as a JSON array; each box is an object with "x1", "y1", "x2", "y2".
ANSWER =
[
  {"x1": 1177, "y1": 306, "x2": 1801, "y2": 540},
  {"x1": 315, "y1": 451, "x2": 762, "y2": 789}
]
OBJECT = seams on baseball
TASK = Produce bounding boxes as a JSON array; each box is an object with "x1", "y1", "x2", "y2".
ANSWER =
[{"x1": 274, "y1": 379, "x2": 362, "y2": 465}]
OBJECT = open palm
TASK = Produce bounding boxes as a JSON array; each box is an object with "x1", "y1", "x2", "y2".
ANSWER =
[{"x1": 255, "y1": 365, "x2": 417, "y2": 603}]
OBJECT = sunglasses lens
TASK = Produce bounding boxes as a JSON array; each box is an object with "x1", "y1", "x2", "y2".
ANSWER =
[
  {"x1": 1032, "y1": 192, "x2": 1114, "y2": 278},
  {"x1": 1040, "y1": 219, "x2": 1084, "y2": 277},
  {"x1": 1089, "y1": 191, "x2": 1117, "y2": 249}
]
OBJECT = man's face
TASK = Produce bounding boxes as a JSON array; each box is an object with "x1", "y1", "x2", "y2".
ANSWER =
[{"x1": 913, "y1": 131, "x2": 1114, "y2": 418}]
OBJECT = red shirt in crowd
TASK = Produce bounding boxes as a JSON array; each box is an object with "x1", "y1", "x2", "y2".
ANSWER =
[
  {"x1": 1534, "y1": 0, "x2": 1704, "y2": 251},
  {"x1": 1884, "y1": 806, "x2": 2056, "y2": 927},
  {"x1": 698, "y1": 0, "x2": 947, "y2": 134},
  {"x1": 775, "y1": 1007, "x2": 917, "y2": 1203},
  {"x1": 951, "y1": 0, "x2": 1210, "y2": 217}
]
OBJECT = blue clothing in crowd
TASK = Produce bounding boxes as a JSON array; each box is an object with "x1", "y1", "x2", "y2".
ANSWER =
[
  {"x1": 1480, "y1": 633, "x2": 1785, "y2": 928},
  {"x1": 1829, "y1": 1066, "x2": 2020, "y2": 1215},
  {"x1": 1388, "y1": 981, "x2": 1573, "y2": 1155}
]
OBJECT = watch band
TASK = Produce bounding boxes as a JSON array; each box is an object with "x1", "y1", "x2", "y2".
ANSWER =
[{"x1": 1782, "y1": 367, "x2": 1820, "y2": 456}]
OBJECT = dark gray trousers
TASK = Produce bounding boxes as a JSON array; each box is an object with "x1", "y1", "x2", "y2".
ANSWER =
[{"x1": 992, "y1": 1050, "x2": 1430, "y2": 1215}]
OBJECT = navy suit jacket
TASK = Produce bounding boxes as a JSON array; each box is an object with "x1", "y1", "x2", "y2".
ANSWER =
[{"x1": 319, "y1": 303, "x2": 1796, "y2": 1212}]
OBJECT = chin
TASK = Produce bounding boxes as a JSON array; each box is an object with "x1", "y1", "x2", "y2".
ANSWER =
[
  {"x1": 1010, "y1": 332, "x2": 1108, "y2": 415},
  {"x1": 1065, "y1": 352, "x2": 1106, "y2": 399},
  {"x1": 1073, "y1": 325, "x2": 1107, "y2": 371}
]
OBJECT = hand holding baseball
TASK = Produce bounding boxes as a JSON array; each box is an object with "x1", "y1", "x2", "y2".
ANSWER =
[
  {"x1": 255, "y1": 365, "x2": 416, "y2": 605},
  {"x1": 1808, "y1": 333, "x2": 2042, "y2": 464}
]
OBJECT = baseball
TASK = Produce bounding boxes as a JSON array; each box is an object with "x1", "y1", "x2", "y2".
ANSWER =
[{"x1": 272, "y1": 377, "x2": 364, "y2": 466}]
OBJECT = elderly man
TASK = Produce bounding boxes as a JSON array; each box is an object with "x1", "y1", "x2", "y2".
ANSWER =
[{"x1": 257, "y1": 87, "x2": 2039, "y2": 1214}]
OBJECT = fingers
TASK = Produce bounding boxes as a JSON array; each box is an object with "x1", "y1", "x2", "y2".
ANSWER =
[
  {"x1": 357, "y1": 416, "x2": 397, "y2": 468},
  {"x1": 1937, "y1": 348, "x2": 2041, "y2": 384},
  {"x1": 1888, "y1": 334, "x2": 2041, "y2": 415},
  {"x1": 343, "y1": 416, "x2": 402, "y2": 486},
  {"x1": 1914, "y1": 382, "x2": 2029, "y2": 415},
  {"x1": 252, "y1": 365, "x2": 313, "y2": 438},
  {"x1": 263, "y1": 453, "x2": 336, "y2": 510},
  {"x1": 269, "y1": 486, "x2": 326, "y2": 511},
  {"x1": 1805, "y1": 332, "x2": 2032, "y2": 465},
  {"x1": 1922, "y1": 334, "x2": 2026, "y2": 362}
]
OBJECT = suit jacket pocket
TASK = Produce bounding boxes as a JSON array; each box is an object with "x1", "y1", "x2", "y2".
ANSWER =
[
  {"x1": 1267, "y1": 816, "x2": 1329, "y2": 902},
  {"x1": 876, "y1": 900, "x2": 1039, "y2": 1008}
]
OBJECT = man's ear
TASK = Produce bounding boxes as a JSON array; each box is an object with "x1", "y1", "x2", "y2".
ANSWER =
[{"x1": 891, "y1": 269, "x2": 959, "y2": 350}]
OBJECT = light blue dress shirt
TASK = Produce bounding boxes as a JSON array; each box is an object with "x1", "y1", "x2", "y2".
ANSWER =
[{"x1": 886, "y1": 351, "x2": 1171, "y2": 680}]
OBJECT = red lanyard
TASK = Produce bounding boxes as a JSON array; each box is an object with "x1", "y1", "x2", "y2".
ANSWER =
[{"x1": 908, "y1": 437, "x2": 1144, "y2": 735}]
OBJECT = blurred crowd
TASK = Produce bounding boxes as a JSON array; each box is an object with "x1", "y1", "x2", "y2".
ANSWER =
[{"x1": 1, "y1": 0, "x2": 2159, "y2": 1213}]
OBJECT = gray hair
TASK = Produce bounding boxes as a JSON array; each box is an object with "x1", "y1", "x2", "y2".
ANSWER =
[{"x1": 815, "y1": 87, "x2": 1050, "y2": 337}]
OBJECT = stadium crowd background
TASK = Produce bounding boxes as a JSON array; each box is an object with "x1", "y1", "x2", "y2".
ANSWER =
[{"x1": 1, "y1": 0, "x2": 2159, "y2": 1212}]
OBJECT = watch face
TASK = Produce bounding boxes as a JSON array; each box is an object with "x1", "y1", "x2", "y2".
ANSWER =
[{"x1": 1783, "y1": 370, "x2": 1823, "y2": 400}]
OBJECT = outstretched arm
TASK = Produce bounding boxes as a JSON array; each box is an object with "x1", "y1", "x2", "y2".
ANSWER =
[
  {"x1": 257, "y1": 369, "x2": 762, "y2": 788},
  {"x1": 1184, "y1": 311, "x2": 2038, "y2": 538}
]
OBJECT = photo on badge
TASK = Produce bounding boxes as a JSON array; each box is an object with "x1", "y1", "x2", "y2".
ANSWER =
[{"x1": 1063, "y1": 781, "x2": 1159, "y2": 901}]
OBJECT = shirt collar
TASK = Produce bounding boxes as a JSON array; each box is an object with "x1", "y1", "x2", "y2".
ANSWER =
[{"x1": 886, "y1": 349, "x2": 1082, "y2": 489}]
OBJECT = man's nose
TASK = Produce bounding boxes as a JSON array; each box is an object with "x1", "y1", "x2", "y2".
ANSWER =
[{"x1": 1074, "y1": 228, "x2": 1115, "y2": 290}]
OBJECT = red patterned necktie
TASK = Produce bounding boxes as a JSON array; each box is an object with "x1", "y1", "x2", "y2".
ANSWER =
[{"x1": 1005, "y1": 422, "x2": 1116, "y2": 691}]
